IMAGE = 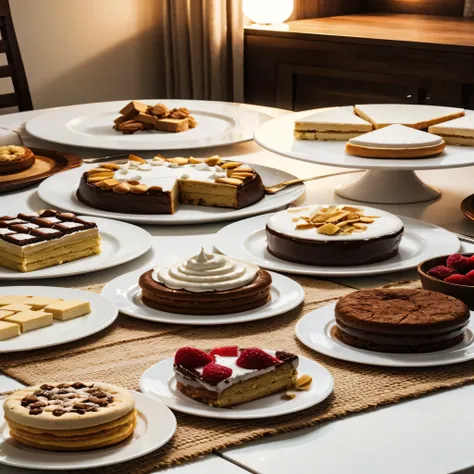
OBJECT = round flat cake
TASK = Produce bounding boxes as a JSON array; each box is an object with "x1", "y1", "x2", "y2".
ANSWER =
[
  {"x1": 3, "y1": 381, "x2": 136, "y2": 451},
  {"x1": 139, "y1": 249, "x2": 272, "y2": 315},
  {"x1": 266, "y1": 204, "x2": 404, "y2": 266},
  {"x1": 334, "y1": 289, "x2": 470, "y2": 353},
  {"x1": 0, "y1": 145, "x2": 35, "y2": 174}
]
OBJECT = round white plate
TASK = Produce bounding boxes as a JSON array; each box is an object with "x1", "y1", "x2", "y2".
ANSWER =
[
  {"x1": 37, "y1": 163, "x2": 305, "y2": 225},
  {"x1": 213, "y1": 213, "x2": 460, "y2": 277},
  {"x1": 0, "y1": 216, "x2": 151, "y2": 280},
  {"x1": 255, "y1": 106, "x2": 474, "y2": 171},
  {"x1": 0, "y1": 286, "x2": 118, "y2": 353},
  {"x1": 296, "y1": 303, "x2": 474, "y2": 368},
  {"x1": 0, "y1": 391, "x2": 176, "y2": 470},
  {"x1": 101, "y1": 269, "x2": 304, "y2": 325},
  {"x1": 26, "y1": 100, "x2": 274, "y2": 150},
  {"x1": 140, "y1": 352, "x2": 333, "y2": 419}
]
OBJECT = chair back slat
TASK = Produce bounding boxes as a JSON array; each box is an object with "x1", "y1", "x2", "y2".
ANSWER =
[{"x1": 0, "y1": 0, "x2": 33, "y2": 111}]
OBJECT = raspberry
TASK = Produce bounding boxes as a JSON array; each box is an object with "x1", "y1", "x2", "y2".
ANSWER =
[
  {"x1": 236, "y1": 348, "x2": 280, "y2": 369},
  {"x1": 174, "y1": 347, "x2": 213, "y2": 369},
  {"x1": 446, "y1": 254, "x2": 471, "y2": 274},
  {"x1": 209, "y1": 346, "x2": 239, "y2": 357},
  {"x1": 466, "y1": 269, "x2": 474, "y2": 281},
  {"x1": 469, "y1": 255, "x2": 474, "y2": 267},
  {"x1": 444, "y1": 274, "x2": 474, "y2": 286},
  {"x1": 202, "y1": 363, "x2": 232, "y2": 384},
  {"x1": 428, "y1": 265, "x2": 457, "y2": 280}
]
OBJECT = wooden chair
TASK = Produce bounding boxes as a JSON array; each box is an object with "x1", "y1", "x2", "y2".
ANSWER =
[{"x1": 0, "y1": 0, "x2": 32, "y2": 111}]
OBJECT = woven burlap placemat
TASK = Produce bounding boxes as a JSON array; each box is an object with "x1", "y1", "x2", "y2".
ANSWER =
[{"x1": 2, "y1": 277, "x2": 474, "y2": 473}]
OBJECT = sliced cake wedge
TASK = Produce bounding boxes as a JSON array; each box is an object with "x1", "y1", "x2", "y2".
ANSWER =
[{"x1": 428, "y1": 114, "x2": 474, "y2": 146}]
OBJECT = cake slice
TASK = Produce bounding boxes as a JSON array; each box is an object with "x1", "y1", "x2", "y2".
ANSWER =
[
  {"x1": 294, "y1": 108, "x2": 372, "y2": 140},
  {"x1": 354, "y1": 104, "x2": 464, "y2": 130},
  {"x1": 428, "y1": 114, "x2": 474, "y2": 146},
  {"x1": 174, "y1": 346, "x2": 299, "y2": 407}
]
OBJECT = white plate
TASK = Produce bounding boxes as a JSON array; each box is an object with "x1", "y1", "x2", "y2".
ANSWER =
[
  {"x1": 37, "y1": 163, "x2": 305, "y2": 225},
  {"x1": 0, "y1": 286, "x2": 118, "y2": 353},
  {"x1": 0, "y1": 216, "x2": 151, "y2": 280},
  {"x1": 26, "y1": 100, "x2": 274, "y2": 150},
  {"x1": 101, "y1": 269, "x2": 304, "y2": 325},
  {"x1": 255, "y1": 106, "x2": 474, "y2": 171},
  {"x1": 213, "y1": 213, "x2": 460, "y2": 277},
  {"x1": 296, "y1": 303, "x2": 474, "y2": 368},
  {"x1": 0, "y1": 391, "x2": 176, "y2": 470},
  {"x1": 139, "y1": 352, "x2": 333, "y2": 419}
]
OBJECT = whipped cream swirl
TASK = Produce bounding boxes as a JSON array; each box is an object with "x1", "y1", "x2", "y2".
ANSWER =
[{"x1": 153, "y1": 249, "x2": 259, "y2": 293}]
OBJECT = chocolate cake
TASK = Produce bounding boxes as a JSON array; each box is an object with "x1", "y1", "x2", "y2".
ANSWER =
[
  {"x1": 139, "y1": 249, "x2": 272, "y2": 315},
  {"x1": 334, "y1": 289, "x2": 470, "y2": 353},
  {"x1": 266, "y1": 204, "x2": 404, "y2": 266},
  {"x1": 77, "y1": 155, "x2": 265, "y2": 215}
]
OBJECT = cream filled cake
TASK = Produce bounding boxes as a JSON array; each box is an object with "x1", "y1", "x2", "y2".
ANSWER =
[
  {"x1": 0, "y1": 210, "x2": 100, "y2": 272},
  {"x1": 345, "y1": 124, "x2": 446, "y2": 158},
  {"x1": 173, "y1": 346, "x2": 299, "y2": 407},
  {"x1": 294, "y1": 107, "x2": 373, "y2": 140},
  {"x1": 429, "y1": 114, "x2": 474, "y2": 146},
  {"x1": 77, "y1": 155, "x2": 264, "y2": 214},
  {"x1": 139, "y1": 249, "x2": 272, "y2": 315},
  {"x1": 3, "y1": 382, "x2": 136, "y2": 451},
  {"x1": 266, "y1": 204, "x2": 404, "y2": 266}
]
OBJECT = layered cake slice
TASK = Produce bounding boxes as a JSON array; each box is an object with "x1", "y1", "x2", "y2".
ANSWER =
[
  {"x1": 139, "y1": 249, "x2": 272, "y2": 315},
  {"x1": 294, "y1": 107, "x2": 372, "y2": 140},
  {"x1": 428, "y1": 114, "x2": 474, "y2": 146},
  {"x1": 334, "y1": 289, "x2": 470, "y2": 353},
  {"x1": 0, "y1": 210, "x2": 100, "y2": 272},
  {"x1": 174, "y1": 346, "x2": 299, "y2": 407}
]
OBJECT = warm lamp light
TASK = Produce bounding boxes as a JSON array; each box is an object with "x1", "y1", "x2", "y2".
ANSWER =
[{"x1": 243, "y1": 0, "x2": 294, "y2": 25}]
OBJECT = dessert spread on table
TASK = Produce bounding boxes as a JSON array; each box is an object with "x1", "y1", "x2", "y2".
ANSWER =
[
  {"x1": 0, "y1": 210, "x2": 100, "y2": 272},
  {"x1": 113, "y1": 100, "x2": 197, "y2": 134},
  {"x1": 333, "y1": 289, "x2": 470, "y2": 353},
  {"x1": 3, "y1": 382, "x2": 136, "y2": 451},
  {"x1": 77, "y1": 154, "x2": 265, "y2": 214},
  {"x1": 173, "y1": 345, "x2": 310, "y2": 407},
  {"x1": 0, "y1": 295, "x2": 91, "y2": 341},
  {"x1": 266, "y1": 204, "x2": 404, "y2": 266},
  {"x1": 139, "y1": 249, "x2": 272, "y2": 315},
  {"x1": 345, "y1": 124, "x2": 446, "y2": 158},
  {"x1": 0, "y1": 145, "x2": 35, "y2": 174}
]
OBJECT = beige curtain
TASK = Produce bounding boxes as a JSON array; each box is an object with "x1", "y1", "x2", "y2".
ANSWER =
[
  {"x1": 465, "y1": 0, "x2": 473, "y2": 16},
  {"x1": 159, "y1": 0, "x2": 243, "y2": 102}
]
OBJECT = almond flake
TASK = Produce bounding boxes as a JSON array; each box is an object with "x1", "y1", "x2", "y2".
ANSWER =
[
  {"x1": 317, "y1": 223, "x2": 340, "y2": 235},
  {"x1": 295, "y1": 223, "x2": 314, "y2": 230}
]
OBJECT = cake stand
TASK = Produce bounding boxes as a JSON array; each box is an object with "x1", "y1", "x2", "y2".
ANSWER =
[{"x1": 254, "y1": 106, "x2": 474, "y2": 204}]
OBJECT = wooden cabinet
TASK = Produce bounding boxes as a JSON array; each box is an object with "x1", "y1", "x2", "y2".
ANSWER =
[{"x1": 245, "y1": 14, "x2": 474, "y2": 110}]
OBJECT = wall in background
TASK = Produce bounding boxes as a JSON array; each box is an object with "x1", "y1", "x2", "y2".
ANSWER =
[{"x1": 4, "y1": 0, "x2": 164, "y2": 109}]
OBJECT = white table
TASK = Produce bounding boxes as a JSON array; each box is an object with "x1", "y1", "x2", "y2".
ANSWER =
[{"x1": 1, "y1": 107, "x2": 474, "y2": 474}]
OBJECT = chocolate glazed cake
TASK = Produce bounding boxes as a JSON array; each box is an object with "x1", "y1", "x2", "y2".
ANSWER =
[
  {"x1": 139, "y1": 249, "x2": 272, "y2": 315},
  {"x1": 334, "y1": 289, "x2": 470, "y2": 353},
  {"x1": 266, "y1": 205, "x2": 404, "y2": 266},
  {"x1": 77, "y1": 155, "x2": 264, "y2": 215}
]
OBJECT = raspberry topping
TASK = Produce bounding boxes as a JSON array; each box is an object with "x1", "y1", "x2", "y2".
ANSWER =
[
  {"x1": 174, "y1": 347, "x2": 213, "y2": 369},
  {"x1": 444, "y1": 274, "x2": 474, "y2": 286},
  {"x1": 466, "y1": 269, "x2": 474, "y2": 281},
  {"x1": 446, "y1": 254, "x2": 471, "y2": 273},
  {"x1": 209, "y1": 346, "x2": 239, "y2": 357},
  {"x1": 428, "y1": 265, "x2": 457, "y2": 280},
  {"x1": 201, "y1": 363, "x2": 233, "y2": 384},
  {"x1": 236, "y1": 348, "x2": 280, "y2": 369}
]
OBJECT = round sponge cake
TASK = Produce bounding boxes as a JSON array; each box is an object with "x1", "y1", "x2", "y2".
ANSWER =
[{"x1": 334, "y1": 289, "x2": 470, "y2": 353}]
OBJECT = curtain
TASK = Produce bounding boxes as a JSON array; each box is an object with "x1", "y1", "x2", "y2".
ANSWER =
[
  {"x1": 465, "y1": 0, "x2": 473, "y2": 16},
  {"x1": 159, "y1": 0, "x2": 243, "y2": 102}
]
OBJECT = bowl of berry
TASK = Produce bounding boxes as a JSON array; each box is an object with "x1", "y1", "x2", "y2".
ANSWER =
[{"x1": 418, "y1": 253, "x2": 474, "y2": 309}]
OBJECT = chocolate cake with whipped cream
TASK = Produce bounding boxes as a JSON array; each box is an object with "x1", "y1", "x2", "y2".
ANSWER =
[
  {"x1": 138, "y1": 249, "x2": 272, "y2": 315},
  {"x1": 334, "y1": 289, "x2": 470, "y2": 353}
]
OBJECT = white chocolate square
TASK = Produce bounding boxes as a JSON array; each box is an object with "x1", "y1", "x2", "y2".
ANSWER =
[
  {"x1": 0, "y1": 321, "x2": 20, "y2": 340},
  {"x1": 1, "y1": 303, "x2": 33, "y2": 313},
  {"x1": 0, "y1": 309, "x2": 16, "y2": 320},
  {"x1": 5, "y1": 311, "x2": 53, "y2": 332},
  {"x1": 0, "y1": 295, "x2": 31, "y2": 306},
  {"x1": 26, "y1": 296, "x2": 63, "y2": 310},
  {"x1": 44, "y1": 300, "x2": 91, "y2": 321}
]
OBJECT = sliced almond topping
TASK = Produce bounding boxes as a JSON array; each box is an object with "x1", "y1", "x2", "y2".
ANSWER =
[
  {"x1": 87, "y1": 173, "x2": 114, "y2": 183},
  {"x1": 220, "y1": 161, "x2": 242, "y2": 169},
  {"x1": 360, "y1": 217, "x2": 375, "y2": 223},
  {"x1": 353, "y1": 223, "x2": 367, "y2": 230},
  {"x1": 100, "y1": 163, "x2": 121, "y2": 171},
  {"x1": 228, "y1": 173, "x2": 252, "y2": 180},
  {"x1": 232, "y1": 165, "x2": 253, "y2": 173},
  {"x1": 215, "y1": 177, "x2": 243, "y2": 186},
  {"x1": 167, "y1": 157, "x2": 189, "y2": 166},
  {"x1": 100, "y1": 179, "x2": 120, "y2": 190},
  {"x1": 326, "y1": 211, "x2": 350, "y2": 223},
  {"x1": 346, "y1": 212, "x2": 360, "y2": 221},
  {"x1": 112, "y1": 183, "x2": 131, "y2": 194},
  {"x1": 188, "y1": 157, "x2": 202, "y2": 164},
  {"x1": 148, "y1": 185, "x2": 163, "y2": 195},
  {"x1": 127, "y1": 180, "x2": 140, "y2": 186},
  {"x1": 311, "y1": 213, "x2": 329, "y2": 223},
  {"x1": 317, "y1": 223, "x2": 340, "y2": 235},
  {"x1": 336, "y1": 221, "x2": 349, "y2": 228},
  {"x1": 131, "y1": 184, "x2": 148, "y2": 194},
  {"x1": 282, "y1": 392, "x2": 296, "y2": 400},
  {"x1": 326, "y1": 205, "x2": 338, "y2": 213},
  {"x1": 87, "y1": 167, "x2": 113, "y2": 174},
  {"x1": 291, "y1": 217, "x2": 300, "y2": 222},
  {"x1": 205, "y1": 156, "x2": 221, "y2": 166},
  {"x1": 295, "y1": 374, "x2": 312, "y2": 390},
  {"x1": 341, "y1": 205, "x2": 362, "y2": 212},
  {"x1": 128, "y1": 154, "x2": 146, "y2": 164},
  {"x1": 295, "y1": 223, "x2": 314, "y2": 230}
]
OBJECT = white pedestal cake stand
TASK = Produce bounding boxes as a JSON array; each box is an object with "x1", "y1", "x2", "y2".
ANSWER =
[{"x1": 254, "y1": 106, "x2": 474, "y2": 204}]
